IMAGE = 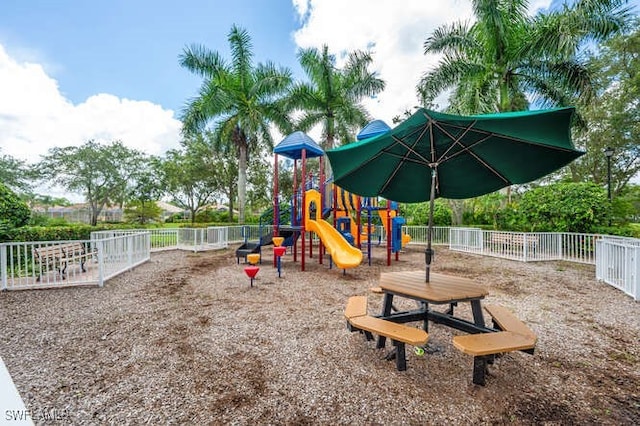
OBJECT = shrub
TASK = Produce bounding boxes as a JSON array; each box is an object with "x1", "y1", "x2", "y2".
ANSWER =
[
  {"x1": 0, "y1": 183, "x2": 30, "y2": 228},
  {"x1": 403, "y1": 200, "x2": 452, "y2": 226},
  {"x1": 514, "y1": 182, "x2": 610, "y2": 233}
]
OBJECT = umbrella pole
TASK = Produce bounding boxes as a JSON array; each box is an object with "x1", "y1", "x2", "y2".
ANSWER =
[{"x1": 426, "y1": 168, "x2": 436, "y2": 282}]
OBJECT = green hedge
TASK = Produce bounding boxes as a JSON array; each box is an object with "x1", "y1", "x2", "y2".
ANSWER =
[{"x1": 3, "y1": 223, "x2": 143, "y2": 243}]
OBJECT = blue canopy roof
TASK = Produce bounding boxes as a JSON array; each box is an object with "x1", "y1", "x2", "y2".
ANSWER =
[
  {"x1": 356, "y1": 120, "x2": 391, "y2": 140},
  {"x1": 274, "y1": 131, "x2": 324, "y2": 160}
]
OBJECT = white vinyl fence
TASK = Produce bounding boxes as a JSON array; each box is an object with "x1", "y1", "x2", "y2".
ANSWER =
[
  {"x1": 3, "y1": 225, "x2": 639, "y2": 300},
  {"x1": 596, "y1": 237, "x2": 640, "y2": 300},
  {"x1": 0, "y1": 232, "x2": 151, "y2": 290},
  {"x1": 97, "y1": 232, "x2": 151, "y2": 283},
  {"x1": 402, "y1": 226, "x2": 451, "y2": 246},
  {"x1": 406, "y1": 227, "x2": 600, "y2": 264},
  {"x1": 404, "y1": 226, "x2": 638, "y2": 301},
  {"x1": 1, "y1": 227, "x2": 234, "y2": 291}
]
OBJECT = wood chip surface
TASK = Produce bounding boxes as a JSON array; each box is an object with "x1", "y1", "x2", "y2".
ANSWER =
[{"x1": 1, "y1": 246, "x2": 639, "y2": 424}]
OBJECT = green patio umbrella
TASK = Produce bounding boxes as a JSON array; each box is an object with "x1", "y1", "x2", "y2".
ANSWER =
[{"x1": 326, "y1": 107, "x2": 584, "y2": 281}]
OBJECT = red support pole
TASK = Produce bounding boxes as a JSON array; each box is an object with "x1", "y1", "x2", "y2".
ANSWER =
[
  {"x1": 293, "y1": 159, "x2": 298, "y2": 263},
  {"x1": 395, "y1": 203, "x2": 400, "y2": 261},
  {"x1": 333, "y1": 185, "x2": 337, "y2": 227},
  {"x1": 387, "y1": 201, "x2": 392, "y2": 267},
  {"x1": 273, "y1": 153, "x2": 279, "y2": 268},
  {"x1": 356, "y1": 195, "x2": 362, "y2": 249},
  {"x1": 308, "y1": 172, "x2": 313, "y2": 260},
  {"x1": 301, "y1": 149, "x2": 306, "y2": 272},
  {"x1": 320, "y1": 156, "x2": 325, "y2": 204},
  {"x1": 319, "y1": 156, "x2": 324, "y2": 264}
]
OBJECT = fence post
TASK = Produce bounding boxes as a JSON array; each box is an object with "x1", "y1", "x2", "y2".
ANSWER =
[
  {"x1": 1, "y1": 244, "x2": 7, "y2": 291},
  {"x1": 557, "y1": 233, "x2": 563, "y2": 260},
  {"x1": 633, "y1": 246, "x2": 640, "y2": 301},
  {"x1": 128, "y1": 235, "x2": 134, "y2": 266},
  {"x1": 97, "y1": 239, "x2": 105, "y2": 287}
]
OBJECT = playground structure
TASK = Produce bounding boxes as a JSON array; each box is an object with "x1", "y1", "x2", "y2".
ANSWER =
[
  {"x1": 332, "y1": 184, "x2": 411, "y2": 265},
  {"x1": 259, "y1": 128, "x2": 411, "y2": 273},
  {"x1": 305, "y1": 189, "x2": 362, "y2": 269}
]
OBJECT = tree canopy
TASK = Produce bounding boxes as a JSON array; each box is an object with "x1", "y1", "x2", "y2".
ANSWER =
[
  {"x1": 0, "y1": 149, "x2": 32, "y2": 193},
  {"x1": 418, "y1": 0, "x2": 631, "y2": 114},
  {"x1": 36, "y1": 140, "x2": 144, "y2": 226},
  {"x1": 159, "y1": 136, "x2": 220, "y2": 223},
  {"x1": 569, "y1": 18, "x2": 640, "y2": 193},
  {"x1": 0, "y1": 182, "x2": 30, "y2": 237}
]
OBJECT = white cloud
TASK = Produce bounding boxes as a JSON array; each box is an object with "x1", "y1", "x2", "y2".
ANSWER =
[
  {"x1": 0, "y1": 43, "x2": 182, "y2": 164},
  {"x1": 291, "y1": 0, "x2": 553, "y2": 126},
  {"x1": 292, "y1": 0, "x2": 475, "y2": 125},
  {"x1": 0, "y1": 43, "x2": 182, "y2": 201}
]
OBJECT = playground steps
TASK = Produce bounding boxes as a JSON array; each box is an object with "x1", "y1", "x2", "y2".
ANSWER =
[{"x1": 236, "y1": 242, "x2": 261, "y2": 264}]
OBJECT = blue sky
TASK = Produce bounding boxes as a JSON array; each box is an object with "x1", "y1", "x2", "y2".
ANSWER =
[
  {"x1": 0, "y1": 0, "x2": 301, "y2": 114},
  {"x1": 1, "y1": 0, "x2": 638, "y2": 200}
]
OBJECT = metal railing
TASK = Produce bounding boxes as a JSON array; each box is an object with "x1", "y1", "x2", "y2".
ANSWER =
[
  {"x1": 0, "y1": 240, "x2": 98, "y2": 290},
  {"x1": 596, "y1": 239, "x2": 640, "y2": 300},
  {"x1": 227, "y1": 225, "x2": 264, "y2": 244},
  {"x1": 92, "y1": 229, "x2": 178, "y2": 251},
  {"x1": 403, "y1": 226, "x2": 451, "y2": 246},
  {"x1": 406, "y1": 227, "x2": 600, "y2": 264},
  {"x1": 95, "y1": 232, "x2": 151, "y2": 284},
  {"x1": 1, "y1": 232, "x2": 152, "y2": 290},
  {"x1": 3, "y1": 226, "x2": 639, "y2": 300},
  {"x1": 403, "y1": 226, "x2": 638, "y2": 300}
]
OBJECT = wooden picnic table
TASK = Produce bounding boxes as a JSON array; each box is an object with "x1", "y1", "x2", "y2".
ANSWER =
[
  {"x1": 361, "y1": 270, "x2": 537, "y2": 385},
  {"x1": 376, "y1": 271, "x2": 492, "y2": 349}
]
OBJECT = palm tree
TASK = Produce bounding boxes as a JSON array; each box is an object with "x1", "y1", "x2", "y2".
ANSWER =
[
  {"x1": 290, "y1": 45, "x2": 386, "y2": 151},
  {"x1": 418, "y1": 0, "x2": 631, "y2": 114},
  {"x1": 179, "y1": 25, "x2": 293, "y2": 223}
]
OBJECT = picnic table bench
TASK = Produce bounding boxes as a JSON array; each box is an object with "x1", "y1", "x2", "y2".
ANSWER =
[
  {"x1": 345, "y1": 295, "x2": 428, "y2": 371},
  {"x1": 33, "y1": 242, "x2": 88, "y2": 282},
  {"x1": 452, "y1": 304, "x2": 537, "y2": 385}
]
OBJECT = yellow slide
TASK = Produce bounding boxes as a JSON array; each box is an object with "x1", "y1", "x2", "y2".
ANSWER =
[
  {"x1": 305, "y1": 190, "x2": 362, "y2": 269},
  {"x1": 378, "y1": 210, "x2": 412, "y2": 248}
]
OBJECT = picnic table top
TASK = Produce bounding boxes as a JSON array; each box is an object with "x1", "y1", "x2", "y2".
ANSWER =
[{"x1": 379, "y1": 270, "x2": 489, "y2": 304}]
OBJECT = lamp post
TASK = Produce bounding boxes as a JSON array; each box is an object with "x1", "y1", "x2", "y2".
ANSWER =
[
  {"x1": 604, "y1": 147, "x2": 614, "y2": 201},
  {"x1": 604, "y1": 147, "x2": 614, "y2": 227}
]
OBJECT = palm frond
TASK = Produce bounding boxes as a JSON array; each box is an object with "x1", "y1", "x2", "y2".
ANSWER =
[
  {"x1": 298, "y1": 46, "x2": 335, "y2": 86},
  {"x1": 519, "y1": 58, "x2": 594, "y2": 104},
  {"x1": 418, "y1": 55, "x2": 487, "y2": 103},
  {"x1": 342, "y1": 50, "x2": 386, "y2": 99},
  {"x1": 447, "y1": 76, "x2": 500, "y2": 114},
  {"x1": 179, "y1": 44, "x2": 228, "y2": 77},
  {"x1": 252, "y1": 61, "x2": 293, "y2": 100},
  {"x1": 424, "y1": 21, "x2": 476, "y2": 55},
  {"x1": 228, "y1": 25, "x2": 254, "y2": 87},
  {"x1": 296, "y1": 111, "x2": 325, "y2": 133},
  {"x1": 571, "y1": 0, "x2": 632, "y2": 39}
]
